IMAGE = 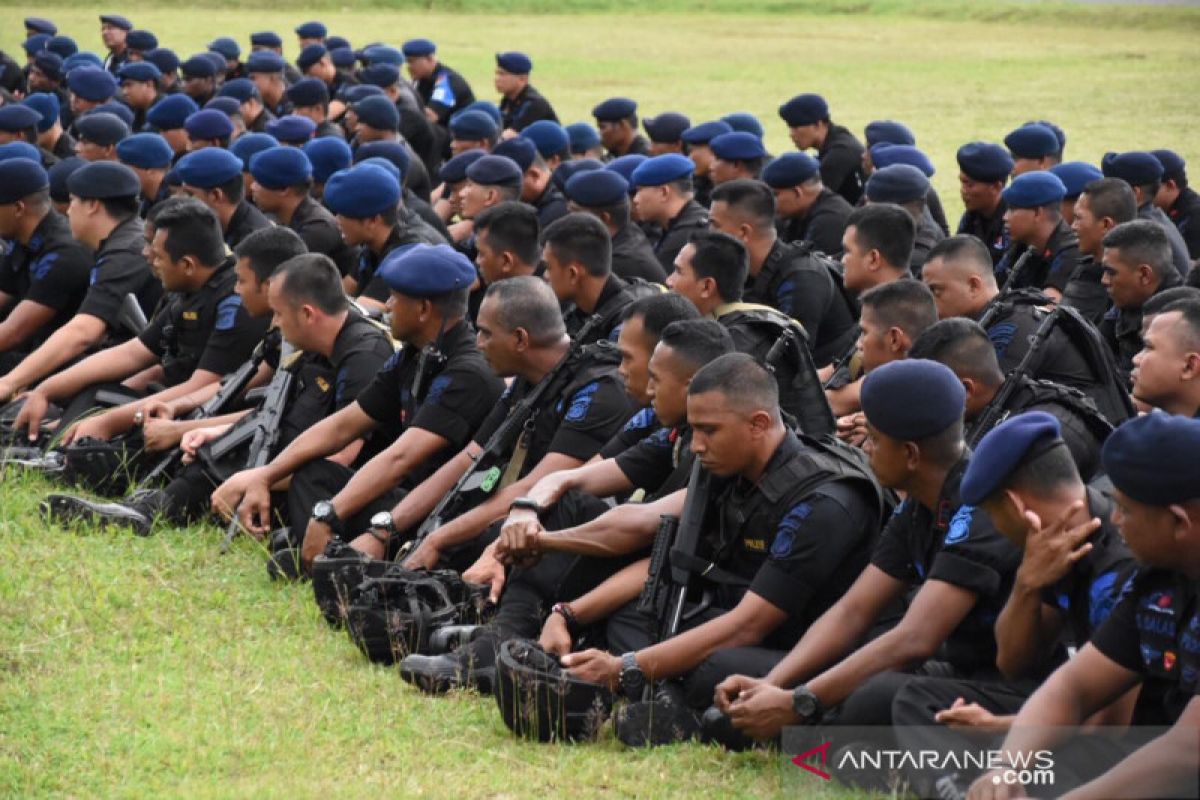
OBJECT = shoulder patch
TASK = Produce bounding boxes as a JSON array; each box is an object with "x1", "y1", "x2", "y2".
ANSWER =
[
  {"x1": 623, "y1": 407, "x2": 657, "y2": 432},
  {"x1": 426, "y1": 375, "x2": 452, "y2": 405},
  {"x1": 214, "y1": 294, "x2": 242, "y2": 331},
  {"x1": 943, "y1": 505, "x2": 975, "y2": 545},
  {"x1": 564, "y1": 381, "x2": 600, "y2": 422},
  {"x1": 987, "y1": 321, "x2": 1017, "y2": 359},
  {"x1": 431, "y1": 72, "x2": 455, "y2": 107},
  {"x1": 382, "y1": 349, "x2": 404, "y2": 372},
  {"x1": 1088, "y1": 570, "x2": 1122, "y2": 629},
  {"x1": 770, "y1": 502, "x2": 813, "y2": 558},
  {"x1": 31, "y1": 252, "x2": 59, "y2": 281}
]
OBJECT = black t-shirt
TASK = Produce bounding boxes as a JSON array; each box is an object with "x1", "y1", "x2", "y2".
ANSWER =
[
  {"x1": 77, "y1": 217, "x2": 163, "y2": 338},
  {"x1": 224, "y1": 201, "x2": 272, "y2": 249},
  {"x1": 355, "y1": 319, "x2": 505, "y2": 485},
  {"x1": 562, "y1": 275, "x2": 638, "y2": 345},
  {"x1": 1090, "y1": 568, "x2": 1200, "y2": 725},
  {"x1": 817, "y1": 125, "x2": 865, "y2": 206},
  {"x1": 614, "y1": 423, "x2": 692, "y2": 496},
  {"x1": 599, "y1": 406, "x2": 659, "y2": 459},
  {"x1": 611, "y1": 223, "x2": 667, "y2": 284},
  {"x1": 0, "y1": 210, "x2": 92, "y2": 350},
  {"x1": 994, "y1": 219, "x2": 1081, "y2": 294},
  {"x1": 787, "y1": 187, "x2": 852, "y2": 258},
  {"x1": 499, "y1": 84, "x2": 558, "y2": 131},
  {"x1": 957, "y1": 200, "x2": 1009, "y2": 267},
  {"x1": 870, "y1": 456, "x2": 1023, "y2": 673},
  {"x1": 289, "y1": 197, "x2": 356, "y2": 278},
  {"x1": 653, "y1": 200, "x2": 708, "y2": 272},
  {"x1": 138, "y1": 259, "x2": 267, "y2": 385},
  {"x1": 416, "y1": 64, "x2": 475, "y2": 125}
]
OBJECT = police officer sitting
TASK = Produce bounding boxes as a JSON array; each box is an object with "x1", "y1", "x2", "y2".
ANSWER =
[
  {"x1": 955, "y1": 142, "x2": 1013, "y2": 267},
  {"x1": 1102, "y1": 150, "x2": 1191, "y2": 277},
  {"x1": 591, "y1": 98, "x2": 649, "y2": 160},
  {"x1": 1049, "y1": 161, "x2": 1102, "y2": 226},
  {"x1": 680, "y1": 120, "x2": 732, "y2": 208},
  {"x1": 967, "y1": 414, "x2": 1200, "y2": 800},
  {"x1": 866, "y1": 142, "x2": 950, "y2": 236},
  {"x1": 220, "y1": 78, "x2": 272, "y2": 135},
  {"x1": 761, "y1": 152, "x2": 852, "y2": 258},
  {"x1": 1131, "y1": 297, "x2": 1200, "y2": 417},
  {"x1": 286, "y1": 78, "x2": 344, "y2": 141},
  {"x1": 495, "y1": 52, "x2": 556, "y2": 135},
  {"x1": 563, "y1": 170, "x2": 666, "y2": 284},
  {"x1": 451, "y1": 154, "x2": 523, "y2": 260},
  {"x1": 1058, "y1": 176, "x2": 1139, "y2": 324},
  {"x1": 993, "y1": 171, "x2": 1080, "y2": 301},
  {"x1": 1152, "y1": 149, "x2": 1200, "y2": 261},
  {"x1": 863, "y1": 164, "x2": 944, "y2": 277},
  {"x1": 176, "y1": 147, "x2": 271, "y2": 249},
  {"x1": 1004, "y1": 123, "x2": 1059, "y2": 177},
  {"x1": 630, "y1": 154, "x2": 707, "y2": 273},
  {"x1": 403, "y1": 38, "x2": 475, "y2": 130},
  {"x1": 778, "y1": 93, "x2": 864, "y2": 206},
  {"x1": 707, "y1": 132, "x2": 768, "y2": 187},
  {"x1": 117, "y1": 133, "x2": 174, "y2": 216},
  {"x1": 0, "y1": 159, "x2": 92, "y2": 374},
  {"x1": 245, "y1": 51, "x2": 292, "y2": 118},
  {"x1": 642, "y1": 112, "x2": 690, "y2": 156},
  {"x1": 520, "y1": 120, "x2": 570, "y2": 173},
  {"x1": 471, "y1": 200, "x2": 542, "y2": 296}
]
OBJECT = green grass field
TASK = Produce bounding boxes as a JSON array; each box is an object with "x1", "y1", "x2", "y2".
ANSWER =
[{"x1": 3, "y1": 3, "x2": 1200, "y2": 797}]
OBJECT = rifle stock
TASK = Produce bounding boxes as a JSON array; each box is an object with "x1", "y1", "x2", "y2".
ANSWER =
[
  {"x1": 765, "y1": 327, "x2": 836, "y2": 439},
  {"x1": 966, "y1": 307, "x2": 1059, "y2": 448}
]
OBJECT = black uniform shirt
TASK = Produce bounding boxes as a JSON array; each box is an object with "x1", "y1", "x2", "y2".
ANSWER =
[
  {"x1": 653, "y1": 200, "x2": 708, "y2": 272},
  {"x1": 224, "y1": 200, "x2": 272, "y2": 249},
  {"x1": 77, "y1": 217, "x2": 163, "y2": 334},
  {"x1": 817, "y1": 125, "x2": 865, "y2": 206},
  {"x1": 288, "y1": 196, "x2": 356, "y2": 277},
  {"x1": 956, "y1": 199, "x2": 1009, "y2": 267},
  {"x1": 784, "y1": 187, "x2": 852, "y2": 258},
  {"x1": 499, "y1": 84, "x2": 558, "y2": 131},
  {"x1": 611, "y1": 223, "x2": 667, "y2": 284},
  {"x1": 416, "y1": 64, "x2": 475, "y2": 126},
  {"x1": 0, "y1": 210, "x2": 92, "y2": 349}
]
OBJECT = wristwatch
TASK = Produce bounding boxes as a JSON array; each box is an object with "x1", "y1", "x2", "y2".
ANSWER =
[
  {"x1": 368, "y1": 510, "x2": 396, "y2": 544},
  {"x1": 311, "y1": 500, "x2": 341, "y2": 532},
  {"x1": 791, "y1": 685, "x2": 823, "y2": 724},
  {"x1": 618, "y1": 652, "x2": 645, "y2": 700},
  {"x1": 550, "y1": 602, "x2": 581, "y2": 639},
  {"x1": 508, "y1": 496, "x2": 543, "y2": 514}
]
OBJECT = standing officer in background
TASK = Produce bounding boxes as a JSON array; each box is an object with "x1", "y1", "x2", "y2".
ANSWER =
[
  {"x1": 495, "y1": 52, "x2": 556, "y2": 135},
  {"x1": 403, "y1": 38, "x2": 475, "y2": 129},
  {"x1": 778, "y1": 93, "x2": 864, "y2": 206}
]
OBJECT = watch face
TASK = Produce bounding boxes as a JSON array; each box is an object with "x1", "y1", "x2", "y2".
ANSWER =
[
  {"x1": 794, "y1": 689, "x2": 817, "y2": 718},
  {"x1": 313, "y1": 501, "x2": 333, "y2": 519},
  {"x1": 370, "y1": 511, "x2": 392, "y2": 528}
]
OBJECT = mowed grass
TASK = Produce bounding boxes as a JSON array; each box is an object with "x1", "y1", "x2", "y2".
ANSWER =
[{"x1": 2, "y1": 4, "x2": 1199, "y2": 797}]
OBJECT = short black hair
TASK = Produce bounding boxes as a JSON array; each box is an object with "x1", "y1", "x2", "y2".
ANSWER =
[
  {"x1": 235, "y1": 226, "x2": 308, "y2": 282},
  {"x1": 688, "y1": 352, "x2": 779, "y2": 420},
  {"x1": 1160, "y1": 298, "x2": 1200, "y2": 351},
  {"x1": 711, "y1": 179, "x2": 775, "y2": 229},
  {"x1": 925, "y1": 235, "x2": 995, "y2": 280},
  {"x1": 1143, "y1": 286, "x2": 1200, "y2": 317},
  {"x1": 659, "y1": 319, "x2": 736, "y2": 372},
  {"x1": 908, "y1": 318, "x2": 1004, "y2": 387},
  {"x1": 1002, "y1": 437, "x2": 1081, "y2": 500},
  {"x1": 483, "y1": 274, "x2": 566, "y2": 344},
  {"x1": 215, "y1": 172, "x2": 245, "y2": 204},
  {"x1": 153, "y1": 196, "x2": 225, "y2": 267},
  {"x1": 1103, "y1": 219, "x2": 1173, "y2": 280},
  {"x1": 428, "y1": 287, "x2": 470, "y2": 319},
  {"x1": 1081, "y1": 178, "x2": 1136, "y2": 225},
  {"x1": 622, "y1": 292, "x2": 700, "y2": 341},
  {"x1": 581, "y1": 197, "x2": 630, "y2": 229},
  {"x1": 271, "y1": 253, "x2": 349, "y2": 315},
  {"x1": 687, "y1": 229, "x2": 747, "y2": 303},
  {"x1": 145, "y1": 195, "x2": 192, "y2": 227},
  {"x1": 846, "y1": 204, "x2": 915, "y2": 270},
  {"x1": 474, "y1": 201, "x2": 541, "y2": 267},
  {"x1": 99, "y1": 195, "x2": 140, "y2": 222},
  {"x1": 541, "y1": 212, "x2": 611, "y2": 278},
  {"x1": 860, "y1": 279, "x2": 939, "y2": 343}
]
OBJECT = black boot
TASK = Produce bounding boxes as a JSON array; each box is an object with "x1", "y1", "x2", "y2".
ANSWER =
[
  {"x1": 400, "y1": 629, "x2": 499, "y2": 694},
  {"x1": 42, "y1": 493, "x2": 155, "y2": 537}
]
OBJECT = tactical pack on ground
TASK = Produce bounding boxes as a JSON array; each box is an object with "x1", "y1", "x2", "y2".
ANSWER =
[{"x1": 494, "y1": 638, "x2": 615, "y2": 742}]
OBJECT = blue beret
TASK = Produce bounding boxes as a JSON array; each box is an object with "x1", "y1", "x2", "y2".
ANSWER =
[
  {"x1": 643, "y1": 112, "x2": 691, "y2": 144},
  {"x1": 1002, "y1": 171, "x2": 1067, "y2": 209},
  {"x1": 592, "y1": 97, "x2": 637, "y2": 122},
  {"x1": 362, "y1": 45, "x2": 403, "y2": 65},
  {"x1": 0, "y1": 158, "x2": 49, "y2": 204},
  {"x1": 323, "y1": 163, "x2": 400, "y2": 218},
  {"x1": 402, "y1": 39, "x2": 437, "y2": 57},
  {"x1": 181, "y1": 55, "x2": 218, "y2": 79},
  {"x1": 631, "y1": 153, "x2": 694, "y2": 188},
  {"x1": 184, "y1": 108, "x2": 234, "y2": 141},
  {"x1": 146, "y1": 94, "x2": 199, "y2": 130},
  {"x1": 23, "y1": 34, "x2": 51, "y2": 56},
  {"x1": 250, "y1": 32, "x2": 283, "y2": 49},
  {"x1": 466, "y1": 154, "x2": 523, "y2": 189},
  {"x1": 379, "y1": 243, "x2": 476, "y2": 298},
  {"x1": 204, "y1": 96, "x2": 242, "y2": 118},
  {"x1": 76, "y1": 112, "x2": 130, "y2": 147},
  {"x1": 1049, "y1": 162, "x2": 1103, "y2": 199},
  {"x1": 870, "y1": 143, "x2": 935, "y2": 177},
  {"x1": 327, "y1": 36, "x2": 350, "y2": 51},
  {"x1": 67, "y1": 160, "x2": 140, "y2": 199},
  {"x1": 1004, "y1": 123, "x2": 1060, "y2": 159},
  {"x1": 956, "y1": 142, "x2": 1014, "y2": 183},
  {"x1": 354, "y1": 95, "x2": 399, "y2": 131},
  {"x1": 1028, "y1": 120, "x2": 1066, "y2": 154},
  {"x1": 117, "y1": 133, "x2": 174, "y2": 169},
  {"x1": 118, "y1": 61, "x2": 161, "y2": 82},
  {"x1": 126, "y1": 30, "x2": 157, "y2": 51},
  {"x1": 778, "y1": 93, "x2": 829, "y2": 127},
  {"x1": 1101, "y1": 151, "x2": 1165, "y2": 186},
  {"x1": 496, "y1": 51, "x2": 532, "y2": 75},
  {"x1": 353, "y1": 140, "x2": 409, "y2": 179},
  {"x1": 552, "y1": 158, "x2": 603, "y2": 194},
  {"x1": 99, "y1": 14, "x2": 132, "y2": 30},
  {"x1": 25, "y1": 17, "x2": 57, "y2": 35},
  {"x1": 330, "y1": 47, "x2": 356, "y2": 68},
  {"x1": 865, "y1": 163, "x2": 930, "y2": 204},
  {"x1": 46, "y1": 36, "x2": 78, "y2": 58},
  {"x1": 67, "y1": 67, "x2": 117, "y2": 102},
  {"x1": 360, "y1": 63, "x2": 400, "y2": 88},
  {"x1": 199, "y1": 50, "x2": 226, "y2": 75},
  {"x1": 48, "y1": 157, "x2": 86, "y2": 201},
  {"x1": 90, "y1": 102, "x2": 134, "y2": 127},
  {"x1": 295, "y1": 21, "x2": 328, "y2": 39},
  {"x1": 0, "y1": 142, "x2": 43, "y2": 164},
  {"x1": 565, "y1": 122, "x2": 601, "y2": 153},
  {"x1": 566, "y1": 169, "x2": 629, "y2": 206},
  {"x1": 606, "y1": 154, "x2": 647, "y2": 190},
  {"x1": 246, "y1": 51, "x2": 286, "y2": 74},
  {"x1": 864, "y1": 120, "x2": 915, "y2": 148},
  {"x1": 22, "y1": 94, "x2": 60, "y2": 134},
  {"x1": 465, "y1": 100, "x2": 502, "y2": 125},
  {"x1": 63, "y1": 53, "x2": 103, "y2": 73},
  {"x1": 960, "y1": 411, "x2": 1064, "y2": 506},
  {"x1": 493, "y1": 137, "x2": 537, "y2": 172},
  {"x1": 304, "y1": 137, "x2": 352, "y2": 183},
  {"x1": 861, "y1": 359, "x2": 965, "y2": 441},
  {"x1": 1102, "y1": 413, "x2": 1200, "y2": 505},
  {"x1": 710, "y1": 131, "x2": 768, "y2": 162},
  {"x1": 33, "y1": 52, "x2": 65, "y2": 82},
  {"x1": 208, "y1": 37, "x2": 241, "y2": 59},
  {"x1": 680, "y1": 120, "x2": 733, "y2": 145},
  {"x1": 357, "y1": 157, "x2": 400, "y2": 182},
  {"x1": 177, "y1": 147, "x2": 243, "y2": 188},
  {"x1": 297, "y1": 44, "x2": 328, "y2": 71},
  {"x1": 1151, "y1": 149, "x2": 1186, "y2": 182},
  {"x1": 720, "y1": 112, "x2": 764, "y2": 138},
  {"x1": 267, "y1": 114, "x2": 317, "y2": 144},
  {"x1": 287, "y1": 78, "x2": 330, "y2": 108},
  {"x1": 521, "y1": 120, "x2": 570, "y2": 158},
  {"x1": 231, "y1": 132, "x2": 280, "y2": 170},
  {"x1": 438, "y1": 149, "x2": 487, "y2": 184},
  {"x1": 450, "y1": 109, "x2": 499, "y2": 141},
  {"x1": 250, "y1": 146, "x2": 312, "y2": 189},
  {"x1": 0, "y1": 105, "x2": 43, "y2": 132},
  {"x1": 761, "y1": 152, "x2": 820, "y2": 188},
  {"x1": 145, "y1": 48, "x2": 180, "y2": 75},
  {"x1": 218, "y1": 78, "x2": 259, "y2": 103}
]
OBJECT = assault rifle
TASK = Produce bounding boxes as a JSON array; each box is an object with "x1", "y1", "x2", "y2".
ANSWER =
[{"x1": 764, "y1": 326, "x2": 836, "y2": 439}]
